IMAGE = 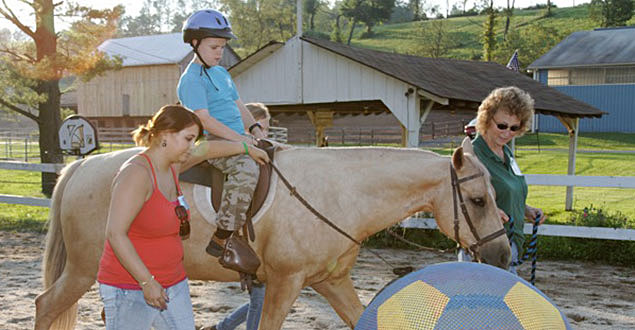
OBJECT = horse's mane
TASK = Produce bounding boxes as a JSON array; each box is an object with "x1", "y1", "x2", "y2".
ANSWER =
[{"x1": 278, "y1": 146, "x2": 445, "y2": 163}]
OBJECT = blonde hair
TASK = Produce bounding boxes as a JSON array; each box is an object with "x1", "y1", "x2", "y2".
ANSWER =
[
  {"x1": 132, "y1": 105, "x2": 203, "y2": 147},
  {"x1": 476, "y1": 86, "x2": 535, "y2": 137},
  {"x1": 245, "y1": 102, "x2": 270, "y2": 121}
]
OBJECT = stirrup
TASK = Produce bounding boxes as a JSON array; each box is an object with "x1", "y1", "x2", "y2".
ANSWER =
[{"x1": 205, "y1": 237, "x2": 225, "y2": 257}]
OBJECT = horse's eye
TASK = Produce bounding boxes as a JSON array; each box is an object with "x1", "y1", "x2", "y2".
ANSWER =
[{"x1": 471, "y1": 198, "x2": 485, "y2": 207}]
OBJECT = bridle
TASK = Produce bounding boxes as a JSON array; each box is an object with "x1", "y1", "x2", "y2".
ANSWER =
[{"x1": 450, "y1": 164, "x2": 506, "y2": 261}]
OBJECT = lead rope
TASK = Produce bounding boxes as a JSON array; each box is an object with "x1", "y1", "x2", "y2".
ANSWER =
[
  {"x1": 270, "y1": 163, "x2": 411, "y2": 275},
  {"x1": 508, "y1": 215, "x2": 540, "y2": 285}
]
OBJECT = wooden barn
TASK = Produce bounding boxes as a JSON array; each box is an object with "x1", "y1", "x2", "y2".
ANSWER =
[
  {"x1": 77, "y1": 33, "x2": 240, "y2": 128},
  {"x1": 230, "y1": 36, "x2": 603, "y2": 147}
]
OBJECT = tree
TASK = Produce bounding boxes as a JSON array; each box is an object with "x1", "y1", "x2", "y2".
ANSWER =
[
  {"x1": 0, "y1": 1, "x2": 122, "y2": 195},
  {"x1": 411, "y1": 19, "x2": 453, "y2": 57},
  {"x1": 304, "y1": 0, "x2": 322, "y2": 30},
  {"x1": 481, "y1": 0, "x2": 497, "y2": 61},
  {"x1": 408, "y1": 0, "x2": 426, "y2": 21},
  {"x1": 589, "y1": 0, "x2": 634, "y2": 27},
  {"x1": 493, "y1": 24, "x2": 568, "y2": 70},
  {"x1": 341, "y1": 0, "x2": 395, "y2": 41},
  {"x1": 503, "y1": 0, "x2": 515, "y2": 41},
  {"x1": 219, "y1": 0, "x2": 295, "y2": 54}
]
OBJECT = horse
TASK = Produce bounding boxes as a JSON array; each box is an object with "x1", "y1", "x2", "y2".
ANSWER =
[{"x1": 34, "y1": 137, "x2": 510, "y2": 330}]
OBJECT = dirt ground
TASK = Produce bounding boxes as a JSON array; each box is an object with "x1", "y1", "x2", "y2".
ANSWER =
[{"x1": 1, "y1": 231, "x2": 633, "y2": 329}]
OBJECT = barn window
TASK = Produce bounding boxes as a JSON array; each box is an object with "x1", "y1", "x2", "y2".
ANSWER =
[
  {"x1": 547, "y1": 70, "x2": 569, "y2": 86},
  {"x1": 606, "y1": 66, "x2": 635, "y2": 84}
]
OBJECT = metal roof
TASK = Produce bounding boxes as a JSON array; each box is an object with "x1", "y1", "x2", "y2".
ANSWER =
[
  {"x1": 98, "y1": 33, "x2": 192, "y2": 67},
  {"x1": 528, "y1": 27, "x2": 635, "y2": 69},
  {"x1": 301, "y1": 36, "x2": 603, "y2": 118}
]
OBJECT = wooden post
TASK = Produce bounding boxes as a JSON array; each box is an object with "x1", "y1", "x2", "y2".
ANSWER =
[
  {"x1": 557, "y1": 116, "x2": 579, "y2": 211},
  {"x1": 400, "y1": 123, "x2": 407, "y2": 147},
  {"x1": 307, "y1": 111, "x2": 334, "y2": 147}
]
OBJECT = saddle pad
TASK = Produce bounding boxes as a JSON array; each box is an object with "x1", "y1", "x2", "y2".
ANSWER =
[{"x1": 192, "y1": 173, "x2": 278, "y2": 226}]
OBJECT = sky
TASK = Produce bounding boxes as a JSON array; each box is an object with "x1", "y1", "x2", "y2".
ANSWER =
[{"x1": 0, "y1": 0, "x2": 591, "y2": 33}]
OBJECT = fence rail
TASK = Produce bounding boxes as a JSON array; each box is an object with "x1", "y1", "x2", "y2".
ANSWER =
[
  {"x1": 401, "y1": 174, "x2": 635, "y2": 241},
  {"x1": 2, "y1": 163, "x2": 634, "y2": 241}
]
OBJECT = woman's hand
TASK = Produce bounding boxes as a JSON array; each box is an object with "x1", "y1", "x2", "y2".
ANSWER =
[
  {"x1": 247, "y1": 145, "x2": 270, "y2": 165},
  {"x1": 498, "y1": 208, "x2": 510, "y2": 223},
  {"x1": 525, "y1": 205, "x2": 546, "y2": 225},
  {"x1": 142, "y1": 277, "x2": 168, "y2": 310}
]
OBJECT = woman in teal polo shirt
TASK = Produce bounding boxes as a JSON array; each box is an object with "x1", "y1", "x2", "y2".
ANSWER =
[{"x1": 459, "y1": 86, "x2": 546, "y2": 274}]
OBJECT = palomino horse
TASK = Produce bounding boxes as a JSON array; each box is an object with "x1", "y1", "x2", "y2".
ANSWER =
[{"x1": 34, "y1": 137, "x2": 510, "y2": 330}]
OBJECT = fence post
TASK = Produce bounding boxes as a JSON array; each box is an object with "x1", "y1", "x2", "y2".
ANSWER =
[
  {"x1": 24, "y1": 138, "x2": 28, "y2": 162},
  {"x1": 9, "y1": 135, "x2": 12, "y2": 158},
  {"x1": 431, "y1": 122, "x2": 435, "y2": 140}
]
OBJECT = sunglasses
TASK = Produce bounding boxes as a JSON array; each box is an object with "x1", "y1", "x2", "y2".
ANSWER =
[
  {"x1": 494, "y1": 122, "x2": 521, "y2": 132},
  {"x1": 175, "y1": 199, "x2": 190, "y2": 238}
]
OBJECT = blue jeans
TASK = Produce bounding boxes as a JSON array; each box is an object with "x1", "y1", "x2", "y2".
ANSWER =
[
  {"x1": 457, "y1": 241, "x2": 519, "y2": 275},
  {"x1": 216, "y1": 283, "x2": 265, "y2": 330},
  {"x1": 99, "y1": 278, "x2": 195, "y2": 330}
]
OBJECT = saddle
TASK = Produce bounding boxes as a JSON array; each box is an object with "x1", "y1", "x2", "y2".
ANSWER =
[{"x1": 179, "y1": 139, "x2": 277, "y2": 241}]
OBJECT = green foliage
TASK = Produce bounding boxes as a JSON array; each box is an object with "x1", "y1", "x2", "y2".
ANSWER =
[
  {"x1": 481, "y1": 1, "x2": 497, "y2": 61},
  {"x1": 493, "y1": 24, "x2": 568, "y2": 70},
  {"x1": 410, "y1": 19, "x2": 454, "y2": 58},
  {"x1": 589, "y1": 0, "x2": 634, "y2": 27},
  {"x1": 221, "y1": 0, "x2": 296, "y2": 54},
  {"x1": 341, "y1": 0, "x2": 396, "y2": 35},
  {"x1": 569, "y1": 204, "x2": 634, "y2": 229}
]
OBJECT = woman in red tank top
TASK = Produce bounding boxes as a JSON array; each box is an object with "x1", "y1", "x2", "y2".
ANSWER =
[{"x1": 97, "y1": 105, "x2": 203, "y2": 330}]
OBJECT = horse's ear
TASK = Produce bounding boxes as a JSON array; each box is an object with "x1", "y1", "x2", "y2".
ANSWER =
[
  {"x1": 452, "y1": 146, "x2": 464, "y2": 170},
  {"x1": 461, "y1": 136, "x2": 474, "y2": 155}
]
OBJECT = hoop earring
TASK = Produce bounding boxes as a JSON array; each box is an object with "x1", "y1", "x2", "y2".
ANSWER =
[{"x1": 161, "y1": 140, "x2": 167, "y2": 147}]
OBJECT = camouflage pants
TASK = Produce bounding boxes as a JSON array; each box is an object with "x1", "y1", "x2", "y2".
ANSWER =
[{"x1": 208, "y1": 154, "x2": 259, "y2": 231}]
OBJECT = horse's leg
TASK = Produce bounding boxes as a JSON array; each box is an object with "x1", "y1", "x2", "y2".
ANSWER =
[
  {"x1": 312, "y1": 274, "x2": 364, "y2": 329},
  {"x1": 258, "y1": 273, "x2": 305, "y2": 330},
  {"x1": 34, "y1": 263, "x2": 96, "y2": 330}
]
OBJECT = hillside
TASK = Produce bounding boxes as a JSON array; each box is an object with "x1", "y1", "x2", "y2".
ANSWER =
[{"x1": 338, "y1": 4, "x2": 633, "y2": 65}]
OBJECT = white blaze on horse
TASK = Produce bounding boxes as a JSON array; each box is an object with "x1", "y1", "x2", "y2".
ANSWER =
[{"x1": 34, "y1": 137, "x2": 510, "y2": 330}]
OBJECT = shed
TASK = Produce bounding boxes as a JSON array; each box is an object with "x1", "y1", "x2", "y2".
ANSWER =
[
  {"x1": 232, "y1": 36, "x2": 602, "y2": 146},
  {"x1": 76, "y1": 33, "x2": 240, "y2": 128},
  {"x1": 528, "y1": 27, "x2": 635, "y2": 133},
  {"x1": 231, "y1": 35, "x2": 604, "y2": 209}
]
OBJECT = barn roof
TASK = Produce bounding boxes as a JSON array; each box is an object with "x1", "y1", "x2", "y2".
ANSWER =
[
  {"x1": 300, "y1": 36, "x2": 603, "y2": 118},
  {"x1": 99, "y1": 33, "x2": 190, "y2": 66},
  {"x1": 528, "y1": 27, "x2": 635, "y2": 69},
  {"x1": 99, "y1": 33, "x2": 240, "y2": 67}
]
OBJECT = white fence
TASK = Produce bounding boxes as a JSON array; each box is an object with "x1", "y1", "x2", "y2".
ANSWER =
[
  {"x1": 2, "y1": 163, "x2": 634, "y2": 240},
  {"x1": 0, "y1": 161, "x2": 62, "y2": 207},
  {"x1": 401, "y1": 174, "x2": 635, "y2": 241}
]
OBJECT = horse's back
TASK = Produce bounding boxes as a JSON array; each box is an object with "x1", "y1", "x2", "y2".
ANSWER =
[{"x1": 59, "y1": 148, "x2": 142, "y2": 270}]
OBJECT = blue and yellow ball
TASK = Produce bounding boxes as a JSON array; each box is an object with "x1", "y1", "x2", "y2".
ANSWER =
[{"x1": 355, "y1": 262, "x2": 571, "y2": 330}]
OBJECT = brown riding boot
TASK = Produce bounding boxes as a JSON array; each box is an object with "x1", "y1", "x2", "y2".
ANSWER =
[{"x1": 205, "y1": 235, "x2": 226, "y2": 257}]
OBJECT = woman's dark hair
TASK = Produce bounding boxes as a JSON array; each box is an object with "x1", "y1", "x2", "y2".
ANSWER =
[{"x1": 132, "y1": 105, "x2": 204, "y2": 147}]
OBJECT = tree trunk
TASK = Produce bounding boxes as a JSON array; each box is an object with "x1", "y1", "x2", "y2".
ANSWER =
[
  {"x1": 36, "y1": 80, "x2": 63, "y2": 196},
  {"x1": 310, "y1": 13, "x2": 315, "y2": 30},
  {"x1": 347, "y1": 19, "x2": 357, "y2": 45},
  {"x1": 34, "y1": 0, "x2": 63, "y2": 197}
]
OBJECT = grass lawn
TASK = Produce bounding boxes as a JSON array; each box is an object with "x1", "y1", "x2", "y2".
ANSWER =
[{"x1": 1, "y1": 133, "x2": 634, "y2": 230}]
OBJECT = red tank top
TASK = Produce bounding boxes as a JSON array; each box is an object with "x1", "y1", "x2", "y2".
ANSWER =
[{"x1": 97, "y1": 153, "x2": 186, "y2": 289}]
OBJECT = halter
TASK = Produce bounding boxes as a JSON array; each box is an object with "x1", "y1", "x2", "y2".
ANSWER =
[{"x1": 450, "y1": 164, "x2": 506, "y2": 260}]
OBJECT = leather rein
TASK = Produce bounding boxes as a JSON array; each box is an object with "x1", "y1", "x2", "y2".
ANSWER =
[
  {"x1": 450, "y1": 164, "x2": 506, "y2": 260},
  {"x1": 270, "y1": 160, "x2": 505, "y2": 269}
]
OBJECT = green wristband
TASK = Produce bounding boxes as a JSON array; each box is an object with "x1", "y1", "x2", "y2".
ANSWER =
[{"x1": 242, "y1": 141, "x2": 249, "y2": 155}]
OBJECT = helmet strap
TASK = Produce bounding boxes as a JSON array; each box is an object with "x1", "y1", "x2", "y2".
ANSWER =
[{"x1": 191, "y1": 40, "x2": 211, "y2": 69}]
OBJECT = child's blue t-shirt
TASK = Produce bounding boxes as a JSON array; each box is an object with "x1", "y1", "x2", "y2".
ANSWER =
[{"x1": 177, "y1": 62, "x2": 245, "y2": 135}]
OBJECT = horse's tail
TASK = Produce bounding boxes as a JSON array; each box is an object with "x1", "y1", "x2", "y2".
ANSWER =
[{"x1": 41, "y1": 159, "x2": 84, "y2": 329}]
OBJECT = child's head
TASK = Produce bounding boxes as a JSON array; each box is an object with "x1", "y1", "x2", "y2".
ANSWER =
[
  {"x1": 182, "y1": 9, "x2": 235, "y2": 68},
  {"x1": 245, "y1": 103, "x2": 271, "y2": 134}
]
